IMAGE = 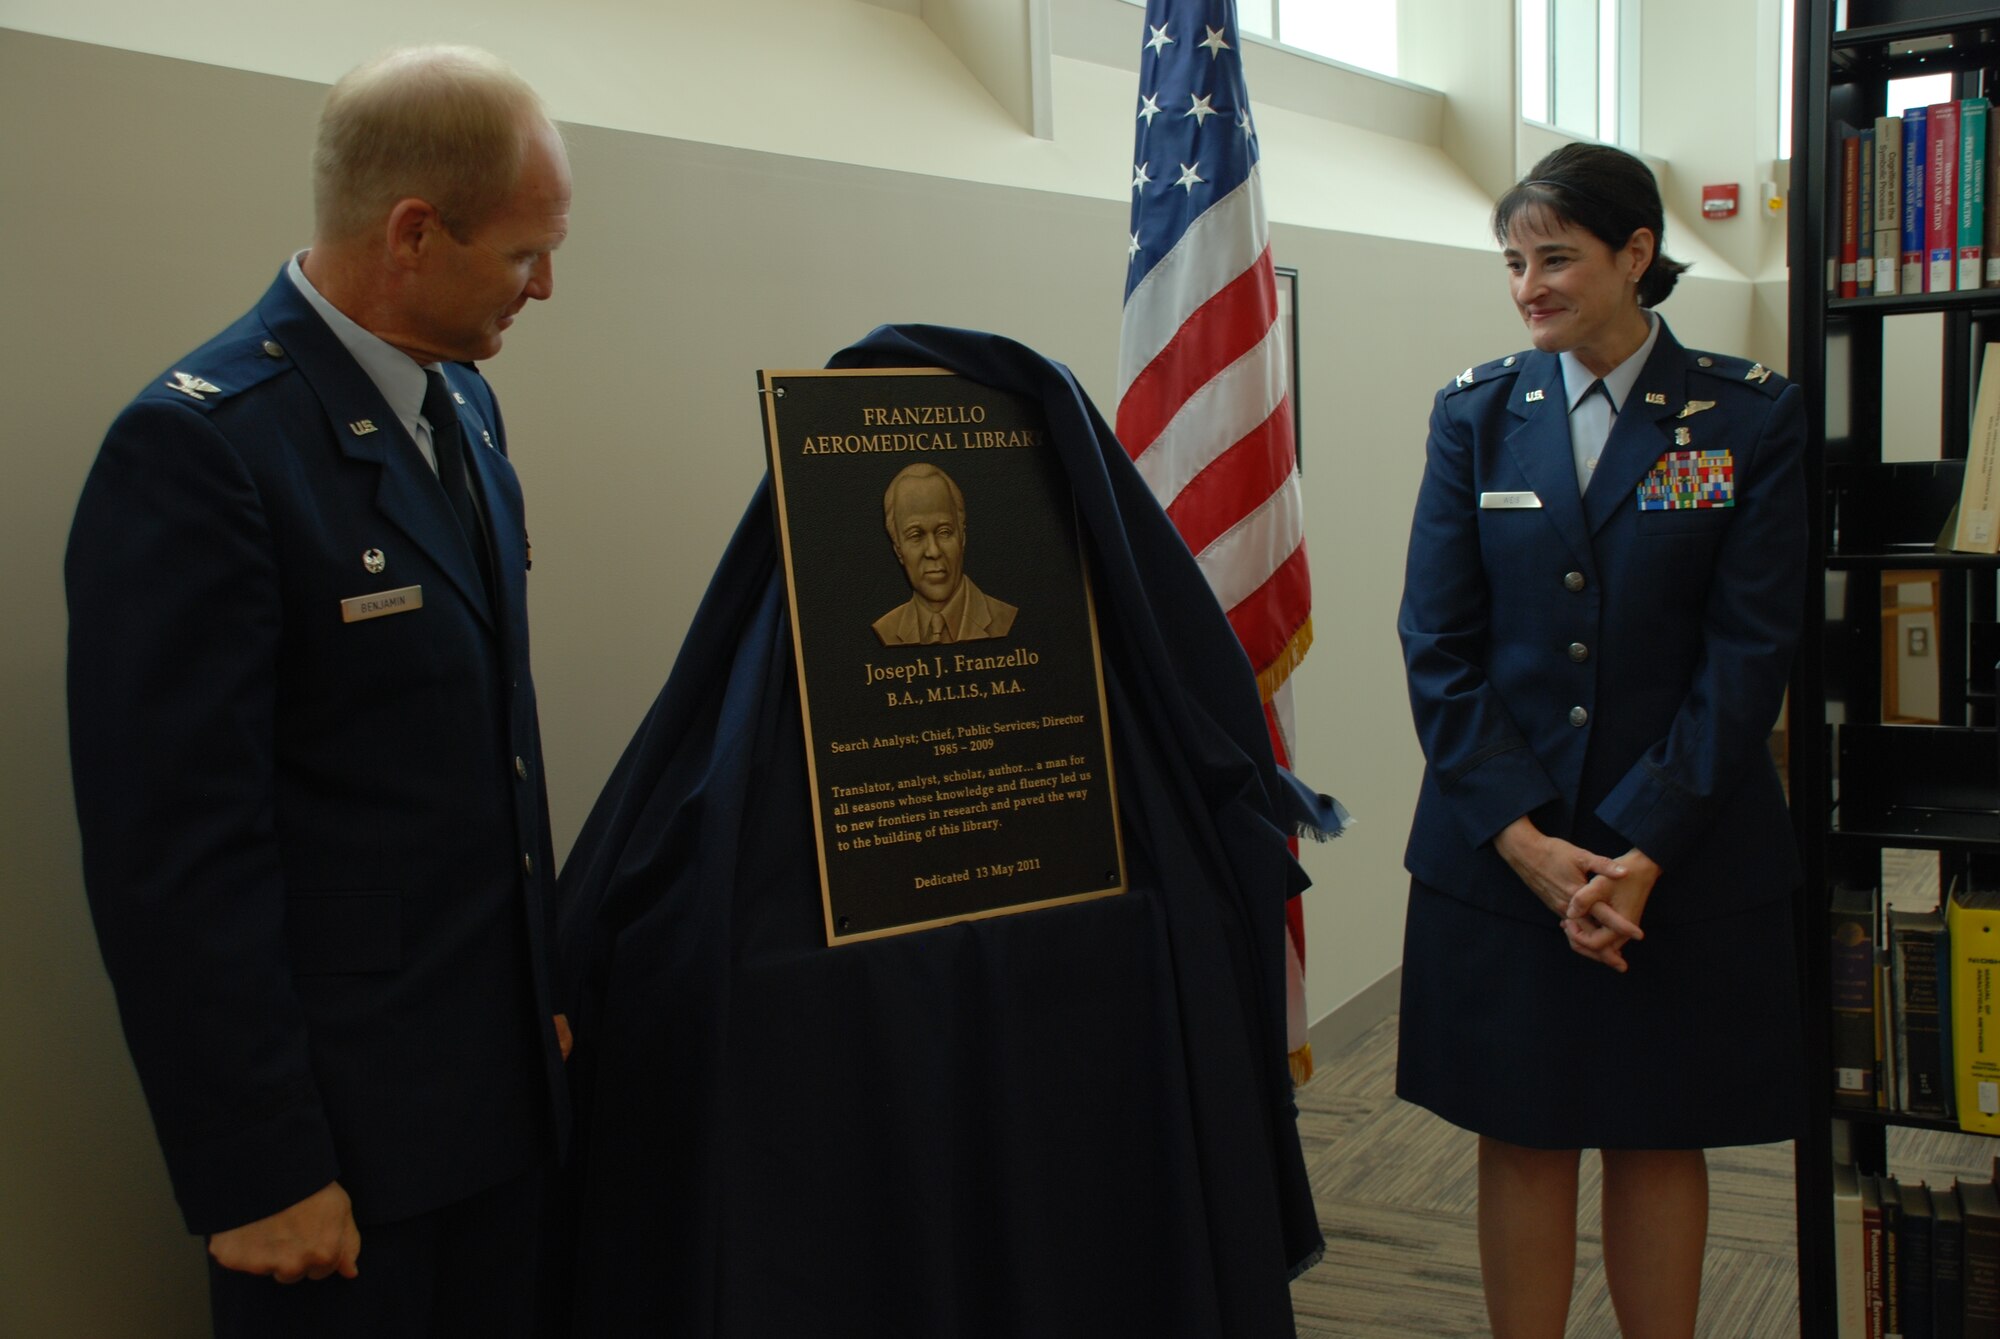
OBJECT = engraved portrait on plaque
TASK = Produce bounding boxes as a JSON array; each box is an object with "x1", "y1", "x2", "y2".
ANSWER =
[
  {"x1": 871, "y1": 463, "x2": 1019, "y2": 646},
  {"x1": 758, "y1": 367, "x2": 1126, "y2": 944}
]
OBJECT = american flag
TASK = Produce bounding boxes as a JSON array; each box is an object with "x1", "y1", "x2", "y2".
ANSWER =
[{"x1": 1116, "y1": 0, "x2": 1316, "y2": 1081}]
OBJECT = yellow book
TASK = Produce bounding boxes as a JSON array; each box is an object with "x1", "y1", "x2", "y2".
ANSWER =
[{"x1": 1948, "y1": 887, "x2": 2000, "y2": 1133}]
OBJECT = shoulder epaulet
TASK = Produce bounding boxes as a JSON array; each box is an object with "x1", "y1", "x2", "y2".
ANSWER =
[
  {"x1": 1688, "y1": 351, "x2": 1787, "y2": 398},
  {"x1": 134, "y1": 329, "x2": 293, "y2": 412},
  {"x1": 1443, "y1": 351, "x2": 1528, "y2": 397}
]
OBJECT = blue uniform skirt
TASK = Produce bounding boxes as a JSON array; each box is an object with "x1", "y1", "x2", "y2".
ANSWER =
[{"x1": 1396, "y1": 877, "x2": 1804, "y2": 1150}]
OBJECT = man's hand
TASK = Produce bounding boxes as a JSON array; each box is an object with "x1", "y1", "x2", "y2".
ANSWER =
[
  {"x1": 208, "y1": 1181, "x2": 361, "y2": 1284},
  {"x1": 554, "y1": 1012, "x2": 573, "y2": 1061}
]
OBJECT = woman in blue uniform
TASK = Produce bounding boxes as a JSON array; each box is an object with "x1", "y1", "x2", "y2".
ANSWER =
[{"x1": 1396, "y1": 143, "x2": 1807, "y2": 1338}]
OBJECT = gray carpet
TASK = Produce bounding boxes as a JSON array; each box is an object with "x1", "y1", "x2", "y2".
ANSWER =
[
  {"x1": 1289, "y1": 1010, "x2": 2000, "y2": 1336},
  {"x1": 1285, "y1": 1013, "x2": 1800, "y2": 1338}
]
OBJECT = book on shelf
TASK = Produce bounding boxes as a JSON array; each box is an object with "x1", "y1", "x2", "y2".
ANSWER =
[
  {"x1": 1988, "y1": 100, "x2": 2000, "y2": 287},
  {"x1": 1882, "y1": 893, "x2": 1902, "y2": 1115},
  {"x1": 1885, "y1": 1174, "x2": 1906, "y2": 1339},
  {"x1": 1908, "y1": 106, "x2": 1932, "y2": 295},
  {"x1": 1836, "y1": 883, "x2": 1882, "y2": 1108},
  {"x1": 1840, "y1": 1162, "x2": 1870, "y2": 1339},
  {"x1": 1877, "y1": 114, "x2": 1904, "y2": 296},
  {"x1": 1844, "y1": 127, "x2": 1863, "y2": 297},
  {"x1": 1868, "y1": 1173, "x2": 1889, "y2": 1339},
  {"x1": 1893, "y1": 906, "x2": 1952, "y2": 1118},
  {"x1": 1960, "y1": 1177, "x2": 2000, "y2": 1336},
  {"x1": 1964, "y1": 99, "x2": 1990, "y2": 292},
  {"x1": 1861, "y1": 126, "x2": 1878, "y2": 293},
  {"x1": 1933, "y1": 101, "x2": 1963, "y2": 297},
  {"x1": 1944, "y1": 916, "x2": 1962, "y2": 1120},
  {"x1": 1940, "y1": 1184, "x2": 1967, "y2": 1339},
  {"x1": 1950, "y1": 344, "x2": 2000, "y2": 556},
  {"x1": 1906, "y1": 1179, "x2": 1939, "y2": 1339},
  {"x1": 1950, "y1": 883, "x2": 2000, "y2": 1132}
]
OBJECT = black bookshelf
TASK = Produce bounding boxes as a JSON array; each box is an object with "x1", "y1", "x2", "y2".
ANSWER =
[{"x1": 1791, "y1": 2, "x2": 2000, "y2": 1333}]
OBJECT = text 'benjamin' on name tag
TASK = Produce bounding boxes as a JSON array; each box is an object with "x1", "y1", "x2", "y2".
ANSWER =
[
  {"x1": 1478, "y1": 491, "x2": 1543, "y2": 509},
  {"x1": 341, "y1": 585, "x2": 423, "y2": 623}
]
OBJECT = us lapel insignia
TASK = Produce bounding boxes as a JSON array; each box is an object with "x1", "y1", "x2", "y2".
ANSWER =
[
  {"x1": 1456, "y1": 367, "x2": 1475, "y2": 388},
  {"x1": 1744, "y1": 363, "x2": 1772, "y2": 383},
  {"x1": 1645, "y1": 392, "x2": 1667, "y2": 406},
  {"x1": 452, "y1": 392, "x2": 467, "y2": 405},
  {"x1": 1677, "y1": 399, "x2": 1717, "y2": 419},
  {"x1": 1525, "y1": 389, "x2": 1545, "y2": 403},
  {"x1": 348, "y1": 419, "x2": 378, "y2": 436},
  {"x1": 480, "y1": 429, "x2": 494, "y2": 449},
  {"x1": 165, "y1": 371, "x2": 221, "y2": 400},
  {"x1": 1675, "y1": 426, "x2": 1692, "y2": 446},
  {"x1": 362, "y1": 548, "x2": 386, "y2": 575}
]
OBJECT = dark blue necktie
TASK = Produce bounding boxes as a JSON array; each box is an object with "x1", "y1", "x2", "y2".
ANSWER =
[
  {"x1": 421, "y1": 369, "x2": 495, "y2": 603},
  {"x1": 1571, "y1": 378, "x2": 1614, "y2": 494}
]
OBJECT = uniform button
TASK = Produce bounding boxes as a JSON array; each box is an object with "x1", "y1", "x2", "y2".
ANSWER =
[
  {"x1": 1568, "y1": 642, "x2": 1589, "y2": 663},
  {"x1": 1568, "y1": 706, "x2": 1588, "y2": 727},
  {"x1": 514, "y1": 755, "x2": 528, "y2": 780},
  {"x1": 1563, "y1": 571, "x2": 1586, "y2": 592},
  {"x1": 1697, "y1": 356, "x2": 1714, "y2": 368},
  {"x1": 261, "y1": 339, "x2": 284, "y2": 358},
  {"x1": 523, "y1": 853, "x2": 535, "y2": 877}
]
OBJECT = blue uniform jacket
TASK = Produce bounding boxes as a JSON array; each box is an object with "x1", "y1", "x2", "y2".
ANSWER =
[
  {"x1": 1398, "y1": 320, "x2": 1806, "y2": 927},
  {"x1": 66, "y1": 268, "x2": 568, "y2": 1235}
]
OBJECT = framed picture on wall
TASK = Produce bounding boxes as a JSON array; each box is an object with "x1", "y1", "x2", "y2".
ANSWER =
[{"x1": 1275, "y1": 264, "x2": 1302, "y2": 470}]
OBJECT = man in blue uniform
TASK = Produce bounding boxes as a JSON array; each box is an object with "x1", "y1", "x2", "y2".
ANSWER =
[{"x1": 66, "y1": 45, "x2": 572, "y2": 1336}]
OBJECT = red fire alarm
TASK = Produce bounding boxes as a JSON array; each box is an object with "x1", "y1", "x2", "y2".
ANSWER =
[{"x1": 1701, "y1": 184, "x2": 1740, "y2": 219}]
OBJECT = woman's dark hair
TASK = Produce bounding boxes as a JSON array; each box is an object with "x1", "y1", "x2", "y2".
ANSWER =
[{"x1": 1493, "y1": 143, "x2": 1690, "y2": 308}]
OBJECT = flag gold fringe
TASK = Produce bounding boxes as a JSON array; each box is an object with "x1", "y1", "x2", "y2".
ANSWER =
[
  {"x1": 1288, "y1": 1042, "x2": 1314, "y2": 1087},
  {"x1": 1256, "y1": 617, "x2": 1314, "y2": 705}
]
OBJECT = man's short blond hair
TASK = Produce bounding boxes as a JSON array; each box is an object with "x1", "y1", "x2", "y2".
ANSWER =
[{"x1": 313, "y1": 45, "x2": 550, "y2": 243}]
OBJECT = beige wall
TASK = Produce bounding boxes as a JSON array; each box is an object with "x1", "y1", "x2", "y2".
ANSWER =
[{"x1": 1, "y1": 23, "x2": 1767, "y2": 1335}]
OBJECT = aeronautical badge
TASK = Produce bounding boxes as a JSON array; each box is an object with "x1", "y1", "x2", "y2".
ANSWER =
[
  {"x1": 1456, "y1": 367, "x2": 1475, "y2": 388},
  {"x1": 362, "y1": 548, "x2": 386, "y2": 575},
  {"x1": 166, "y1": 371, "x2": 221, "y2": 400},
  {"x1": 1677, "y1": 400, "x2": 1716, "y2": 419}
]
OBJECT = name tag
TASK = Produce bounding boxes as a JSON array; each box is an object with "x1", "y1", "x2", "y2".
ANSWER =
[
  {"x1": 341, "y1": 585, "x2": 423, "y2": 623},
  {"x1": 1479, "y1": 491, "x2": 1542, "y2": 510}
]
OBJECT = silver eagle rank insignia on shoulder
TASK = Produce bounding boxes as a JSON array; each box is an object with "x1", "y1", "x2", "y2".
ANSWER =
[
  {"x1": 165, "y1": 371, "x2": 222, "y2": 400},
  {"x1": 1689, "y1": 350, "x2": 1785, "y2": 397},
  {"x1": 1445, "y1": 352, "x2": 1525, "y2": 396}
]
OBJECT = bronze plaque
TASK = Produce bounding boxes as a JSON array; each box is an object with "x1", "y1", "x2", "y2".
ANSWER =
[{"x1": 758, "y1": 367, "x2": 1127, "y2": 944}]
